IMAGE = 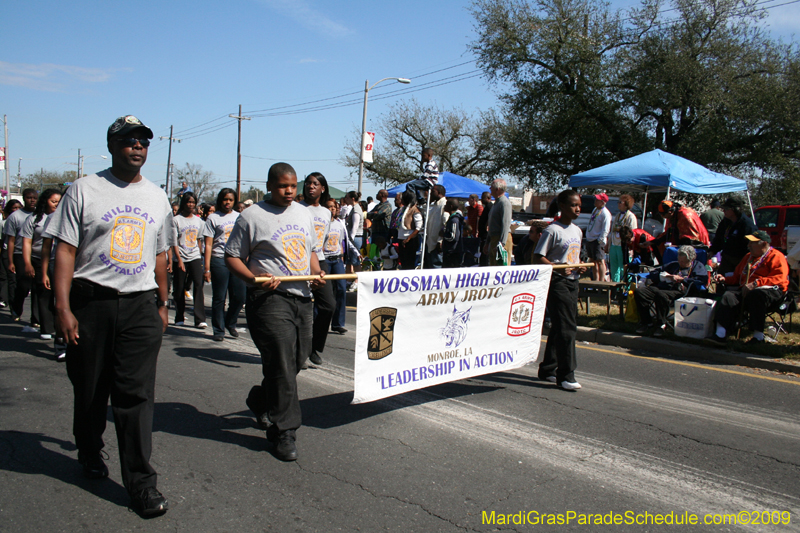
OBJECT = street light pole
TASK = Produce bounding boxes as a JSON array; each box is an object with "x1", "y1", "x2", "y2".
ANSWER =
[{"x1": 357, "y1": 77, "x2": 411, "y2": 194}]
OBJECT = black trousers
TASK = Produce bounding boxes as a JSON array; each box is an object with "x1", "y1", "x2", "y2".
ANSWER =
[
  {"x1": 12, "y1": 254, "x2": 38, "y2": 324},
  {"x1": 311, "y1": 259, "x2": 335, "y2": 354},
  {"x1": 399, "y1": 236, "x2": 419, "y2": 270},
  {"x1": 246, "y1": 289, "x2": 312, "y2": 433},
  {"x1": 633, "y1": 286, "x2": 683, "y2": 327},
  {"x1": 715, "y1": 287, "x2": 785, "y2": 334},
  {"x1": 0, "y1": 248, "x2": 9, "y2": 304},
  {"x1": 172, "y1": 259, "x2": 205, "y2": 325},
  {"x1": 30, "y1": 256, "x2": 56, "y2": 335},
  {"x1": 66, "y1": 281, "x2": 162, "y2": 495},
  {"x1": 539, "y1": 276, "x2": 579, "y2": 383}
]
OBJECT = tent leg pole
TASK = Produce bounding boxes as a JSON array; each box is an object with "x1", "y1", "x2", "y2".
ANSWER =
[
  {"x1": 665, "y1": 186, "x2": 671, "y2": 201},
  {"x1": 643, "y1": 188, "x2": 649, "y2": 221},
  {"x1": 746, "y1": 188, "x2": 756, "y2": 220},
  {"x1": 418, "y1": 197, "x2": 431, "y2": 270}
]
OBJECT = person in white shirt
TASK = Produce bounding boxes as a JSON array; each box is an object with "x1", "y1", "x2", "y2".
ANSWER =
[
  {"x1": 585, "y1": 193, "x2": 612, "y2": 281},
  {"x1": 609, "y1": 194, "x2": 637, "y2": 282}
]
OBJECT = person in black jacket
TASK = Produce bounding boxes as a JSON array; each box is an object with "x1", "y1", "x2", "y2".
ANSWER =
[
  {"x1": 442, "y1": 198, "x2": 464, "y2": 268},
  {"x1": 633, "y1": 245, "x2": 708, "y2": 336},
  {"x1": 709, "y1": 197, "x2": 757, "y2": 276}
]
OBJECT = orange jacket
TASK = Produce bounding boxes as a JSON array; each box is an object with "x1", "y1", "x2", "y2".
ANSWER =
[
  {"x1": 724, "y1": 248, "x2": 790, "y2": 291},
  {"x1": 663, "y1": 207, "x2": 710, "y2": 246}
]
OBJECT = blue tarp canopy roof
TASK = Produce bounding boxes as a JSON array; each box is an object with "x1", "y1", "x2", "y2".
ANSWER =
[
  {"x1": 569, "y1": 149, "x2": 748, "y2": 195},
  {"x1": 387, "y1": 171, "x2": 491, "y2": 199}
]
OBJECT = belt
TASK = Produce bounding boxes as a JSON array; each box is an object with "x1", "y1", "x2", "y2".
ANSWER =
[
  {"x1": 325, "y1": 255, "x2": 343, "y2": 261},
  {"x1": 71, "y1": 278, "x2": 149, "y2": 298}
]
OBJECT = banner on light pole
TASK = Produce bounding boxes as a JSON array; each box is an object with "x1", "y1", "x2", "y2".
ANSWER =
[
  {"x1": 362, "y1": 132, "x2": 375, "y2": 163},
  {"x1": 0, "y1": 147, "x2": 5, "y2": 171}
]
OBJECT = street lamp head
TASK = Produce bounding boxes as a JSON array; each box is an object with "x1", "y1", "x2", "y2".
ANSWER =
[{"x1": 398, "y1": 78, "x2": 411, "y2": 84}]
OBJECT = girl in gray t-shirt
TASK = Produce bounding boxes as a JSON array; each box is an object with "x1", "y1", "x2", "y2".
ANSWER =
[{"x1": 171, "y1": 192, "x2": 206, "y2": 328}]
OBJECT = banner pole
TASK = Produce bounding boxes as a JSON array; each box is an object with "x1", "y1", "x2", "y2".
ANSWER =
[{"x1": 254, "y1": 263, "x2": 594, "y2": 283}]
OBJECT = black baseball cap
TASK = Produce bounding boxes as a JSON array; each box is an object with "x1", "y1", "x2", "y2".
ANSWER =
[
  {"x1": 107, "y1": 115, "x2": 154, "y2": 141},
  {"x1": 721, "y1": 197, "x2": 744, "y2": 209},
  {"x1": 745, "y1": 230, "x2": 771, "y2": 243}
]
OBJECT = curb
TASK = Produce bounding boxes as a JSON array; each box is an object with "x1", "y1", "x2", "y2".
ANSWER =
[{"x1": 572, "y1": 326, "x2": 800, "y2": 374}]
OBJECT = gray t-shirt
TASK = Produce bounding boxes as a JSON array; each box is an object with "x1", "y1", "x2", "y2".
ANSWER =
[
  {"x1": 202, "y1": 211, "x2": 239, "y2": 258},
  {"x1": 173, "y1": 214, "x2": 203, "y2": 262},
  {"x1": 45, "y1": 169, "x2": 175, "y2": 292},
  {"x1": 225, "y1": 200, "x2": 318, "y2": 297},
  {"x1": 534, "y1": 220, "x2": 584, "y2": 280},
  {"x1": 4, "y1": 209, "x2": 33, "y2": 254},
  {"x1": 20, "y1": 212, "x2": 50, "y2": 259},
  {"x1": 300, "y1": 201, "x2": 331, "y2": 261},
  {"x1": 488, "y1": 194, "x2": 512, "y2": 242}
]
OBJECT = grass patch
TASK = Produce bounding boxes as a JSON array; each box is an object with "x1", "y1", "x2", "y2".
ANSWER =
[{"x1": 576, "y1": 298, "x2": 800, "y2": 361}]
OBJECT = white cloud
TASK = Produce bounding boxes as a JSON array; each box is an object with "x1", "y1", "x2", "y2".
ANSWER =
[
  {"x1": 0, "y1": 61, "x2": 123, "y2": 92},
  {"x1": 256, "y1": 0, "x2": 352, "y2": 38}
]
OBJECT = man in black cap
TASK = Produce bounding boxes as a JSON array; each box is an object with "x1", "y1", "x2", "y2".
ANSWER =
[
  {"x1": 47, "y1": 115, "x2": 174, "y2": 516},
  {"x1": 709, "y1": 197, "x2": 757, "y2": 276}
]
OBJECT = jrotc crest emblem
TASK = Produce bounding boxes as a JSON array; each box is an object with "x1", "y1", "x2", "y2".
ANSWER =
[
  {"x1": 111, "y1": 215, "x2": 145, "y2": 264},
  {"x1": 507, "y1": 293, "x2": 535, "y2": 336},
  {"x1": 282, "y1": 231, "x2": 307, "y2": 272},
  {"x1": 185, "y1": 227, "x2": 198, "y2": 249},
  {"x1": 368, "y1": 307, "x2": 397, "y2": 360}
]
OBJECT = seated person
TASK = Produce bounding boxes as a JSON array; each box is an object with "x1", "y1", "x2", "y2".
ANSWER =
[
  {"x1": 634, "y1": 245, "x2": 707, "y2": 337},
  {"x1": 705, "y1": 230, "x2": 790, "y2": 346},
  {"x1": 620, "y1": 226, "x2": 654, "y2": 268}
]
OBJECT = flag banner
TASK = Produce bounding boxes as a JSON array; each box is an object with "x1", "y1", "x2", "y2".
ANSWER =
[
  {"x1": 0, "y1": 147, "x2": 5, "y2": 171},
  {"x1": 353, "y1": 265, "x2": 552, "y2": 403},
  {"x1": 361, "y1": 132, "x2": 375, "y2": 163}
]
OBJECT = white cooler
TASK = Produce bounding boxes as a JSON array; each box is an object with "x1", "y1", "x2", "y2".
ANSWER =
[{"x1": 674, "y1": 297, "x2": 716, "y2": 339}]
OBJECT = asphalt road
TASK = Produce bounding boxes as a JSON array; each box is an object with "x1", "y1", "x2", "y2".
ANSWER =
[{"x1": 1, "y1": 294, "x2": 799, "y2": 532}]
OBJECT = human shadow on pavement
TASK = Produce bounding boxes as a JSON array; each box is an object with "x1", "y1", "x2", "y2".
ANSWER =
[
  {"x1": 153, "y1": 402, "x2": 266, "y2": 452},
  {"x1": 0, "y1": 321, "x2": 57, "y2": 361},
  {"x1": 300, "y1": 381, "x2": 501, "y2": 430},
  {"x1": 171, "y1": 345, "x2": 261, "y2": 368},
  {"x1": 0, "y1": 430, "x2": 129, "y2": 507},
  {"x1": 466, "y1": 371, "x2": 556, "y2": 389}
]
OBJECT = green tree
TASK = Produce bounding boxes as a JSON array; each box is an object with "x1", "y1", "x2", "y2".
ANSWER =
[
  {"x1": 21, "y1": 169, "x2": 78, "y2": 192},
  {"x1": 240, "y1": 186, "x2": 266, "y2": 203},
  {"x1": 470, "y1": 0, "x2": 800, "y2": 198},
  {"x1": 341, "y1": 98, "x2": 503, "y2": 187}
]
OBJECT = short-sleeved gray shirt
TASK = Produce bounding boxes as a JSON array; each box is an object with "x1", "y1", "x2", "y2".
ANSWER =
[
  {"x1": 45, "y1": 169, "x2": 175, "y2": 292},
  {"x1": 299, "y1": 201, "x2": 331, "y2": 260},
  {"x1": 173, "y1": 214, "x2": 203, "y2": 262},
  {"x1": 4, "y1": 209, "x2": 33, "y2": 254},
  {"x1": 202, "y1": 211, "x2": 239, "y2": 258},
  {"x1": 20, "y1": 212, "x2": 50, "y2": 259},
  {"x1": 534, "y1": 220, "x2": 583, "y2": 280},
  {"x1": 225, "y1": 200, "x2": 317, "y2": 297}
]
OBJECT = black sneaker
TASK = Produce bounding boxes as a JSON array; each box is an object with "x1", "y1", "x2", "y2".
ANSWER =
[
  {"x1": 212, "y1": 334, "x2": 224, "y2": 342},
  {"x1": 131, "y1": 487, "x2": 169, "y2": 516},
  {"x1": 331, "y1": 326, "x2": 347, "y2": 334},
  {"x1": 227, "y1": 327, "x2": 240, "y2": 338},
  {"x1": 275, "y1": 430, "x2": 298, "y2": 462},
  {"x1": 309, "y1": 351, "x2": 323, "y2": 365},
  {"x1": 78, "y1": 451, "x2": 109, "y2": 479}
]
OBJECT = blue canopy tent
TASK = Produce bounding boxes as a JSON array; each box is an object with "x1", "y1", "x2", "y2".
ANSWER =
[
  {"x1": 386, "y1": 171, "x2": 491, "y2": 199},
  {"x1": 568, "y1": 149, "x2": 754, "y2": 218}
]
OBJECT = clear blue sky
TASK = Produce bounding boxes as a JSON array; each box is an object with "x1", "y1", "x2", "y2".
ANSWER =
[{"x1": 2, "y1": 0, "x2": 798, "y2": 200}]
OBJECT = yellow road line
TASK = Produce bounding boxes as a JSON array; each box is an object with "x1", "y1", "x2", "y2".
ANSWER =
[{"x1": 548, "y1": 340, "x2": 800, "y2": 385}]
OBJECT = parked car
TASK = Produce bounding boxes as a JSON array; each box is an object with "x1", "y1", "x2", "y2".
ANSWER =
[{"x1": 754, "y1": 204, "x2": 800, "y2": 251}]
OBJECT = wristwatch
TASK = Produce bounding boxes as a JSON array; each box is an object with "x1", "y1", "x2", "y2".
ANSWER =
[{"x1": 157, "y1": 300, "x2": 169, "y2": 308}]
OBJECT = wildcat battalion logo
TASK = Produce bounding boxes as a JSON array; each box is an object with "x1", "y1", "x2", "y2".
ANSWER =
[
  {"x1": 184, "y1": 227, "x2": 198, "y2": 249},
  {"x1": 507, "y1": 293, "x2": 535, "y2": 336},
  {"x1": 282, "y1": 231, "x2": 308, "y2": 272},
  {"x1": 110, "y1": 216, "x2": 145, "y2": 264},
  {"x1": 368, "y1": 307, "x2": 397, "y2": 360},
  {"x1": 439, "y1": 306, "x2": 471, "y2": 348}
]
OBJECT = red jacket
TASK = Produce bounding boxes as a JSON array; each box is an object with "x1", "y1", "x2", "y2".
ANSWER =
[
  {"x1": 663, "y1": 207, "x2": 710, "y2": 246},
  {"x1": 724, "y1": 247, "x2": 790, "y2": 291},
  {"x1": 466, "y1": 203, "x2": 483, "y2": 238}
]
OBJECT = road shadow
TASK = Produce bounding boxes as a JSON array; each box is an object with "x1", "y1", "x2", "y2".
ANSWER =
[
  {"x1": 466, "y1": 371, "x2": 555, "y2": 389},
  {"x1": 171, "y1": 344, "x2": 261, "y2": 368},
  {"x1": 0, "y1": 320, "x2": 56, "y2": 361},
  {"x1": 153, "y1": 402, "x2": 266, "y2": 452},
  {"x1": 300, "y1": 381, "x2": 501, "y2": 430},
  {"x1": 0, "y1": 430, "x2": 129, "y2": 507}
]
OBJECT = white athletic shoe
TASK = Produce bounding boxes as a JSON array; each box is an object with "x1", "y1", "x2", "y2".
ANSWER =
[
  {"x1": 185, "y1": 290, "x2": 193, "y2": 301},
  {"x1": 197, "y1": 322, "x2": 208, "y2": 329},
  {"x1": 545, "y1": 376, "x2": 557, "y2": 383},
  {"x1": 560, "y1": 381, "x2": 582, "y2": 390},
  {"x1": 40, "y1": 334, "x2": 53, "y2": 340},
  {"x1": 174, "y1": 321, "x2": 185, "y2": 326},
  {"x1": 21, "y1": 326, "x2": 40, "y2": 333}
]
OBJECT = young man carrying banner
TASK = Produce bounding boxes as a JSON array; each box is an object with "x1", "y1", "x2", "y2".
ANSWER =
[{"x1": 533, "y1": 190, "x2": 586, "y2": 391}]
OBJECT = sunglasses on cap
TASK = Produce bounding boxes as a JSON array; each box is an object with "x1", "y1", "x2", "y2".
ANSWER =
[{"x1": 114, "y1": 138, "x2": 151, "y2": 148}]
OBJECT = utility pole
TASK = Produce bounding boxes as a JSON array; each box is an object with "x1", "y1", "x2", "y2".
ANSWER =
[
  {"x1": 229, "y1": 105, "x2": 251, "y2": 200},
  {"x1": 3, "y1": 115, "x2": 8, "y2": 197},
  {"x1": 77, "y1": 148, "x2": 81, "y2": 180},
  {"x1": 160, "y1": 126, "x2": 181, "y2": 200}
]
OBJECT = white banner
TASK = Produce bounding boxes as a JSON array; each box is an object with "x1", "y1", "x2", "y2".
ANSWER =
[
  {"x1": 0, "y1": 147, "x2": 5, "y2": 171},
  {"x1": 361, "y1": 132, "x2": 375, "y2": 163},
  {"x1": 353, "y1": 265, "x2": 552, "y2": 403}
]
